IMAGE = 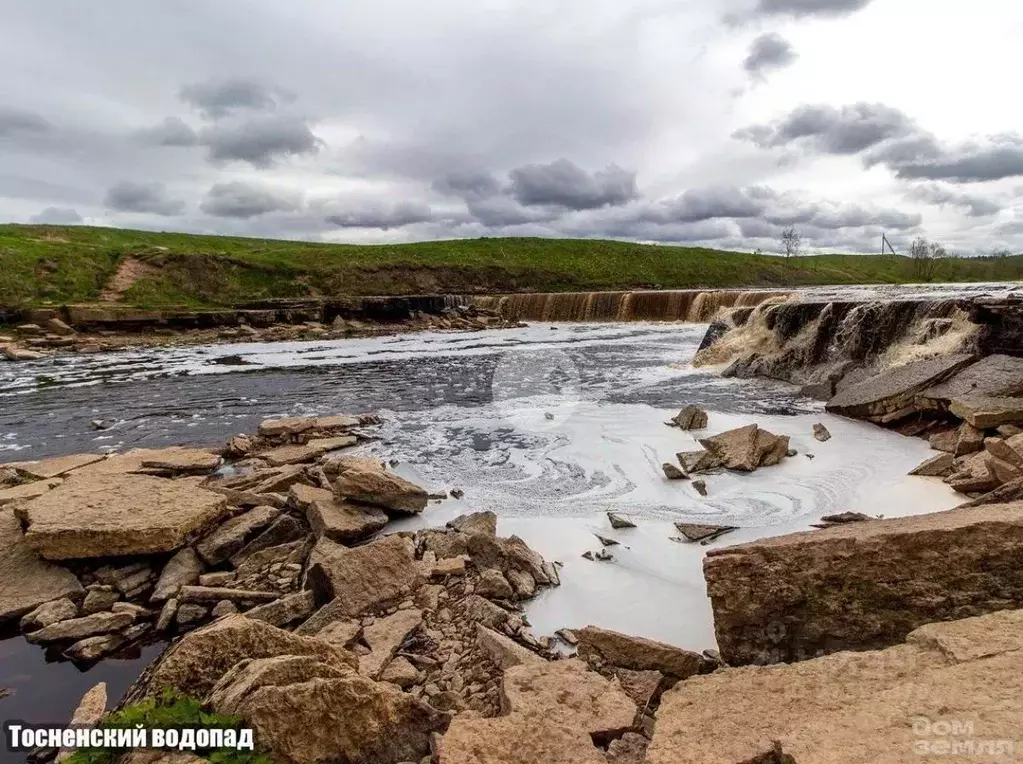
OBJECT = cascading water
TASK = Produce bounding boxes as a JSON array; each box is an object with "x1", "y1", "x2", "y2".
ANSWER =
[{"x1": 471, "y1": 289, "x2": 792, "y2": 323}]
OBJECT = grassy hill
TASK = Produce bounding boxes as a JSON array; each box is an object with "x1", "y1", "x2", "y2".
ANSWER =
[{"x1": 1, "y1": 224, "x2": 1020, "y2": 308}]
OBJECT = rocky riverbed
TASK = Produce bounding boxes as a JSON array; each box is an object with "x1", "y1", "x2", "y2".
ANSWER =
[{"x1": 2, "y1": 308, "x2": 1023, "y2": 763}]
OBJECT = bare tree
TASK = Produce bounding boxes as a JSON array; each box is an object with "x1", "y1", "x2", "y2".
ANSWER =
[
  {"x1": 910, "y1": 236, "x2": 944, "y2": 282},
  {"x1": 780, "y1": 227, "x2": 801, "y2": 258}
]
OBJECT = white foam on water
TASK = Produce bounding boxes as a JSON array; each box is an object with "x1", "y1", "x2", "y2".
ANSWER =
[{"x1": 385, "y1": 401, "x2": 961, "y2": 652}]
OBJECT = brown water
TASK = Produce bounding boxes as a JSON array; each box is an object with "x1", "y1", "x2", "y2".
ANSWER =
[{"x1": 472, "y1": 288, "x2": 791, "y2": 322}]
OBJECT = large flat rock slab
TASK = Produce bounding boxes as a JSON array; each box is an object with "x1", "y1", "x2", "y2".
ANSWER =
[
  {"x1": 3, "y1": 453, "x2": 106, "y2": 479},
  {"x1": 951, "y1": 395, "x2": 1023, "y2": 429},
  {"x1": 918, "y1": 354, "x2": 1023, "y2": 410},
  {"x1": 23, "y1": 474, "x2": 229, "y2": 560},
  {"x1": 825, "y1": 354, "x2": 975, "y2": 422},
  {"x1": 647, "y1": 609, "x2": 1023, "y2": 764},
  {"x1": 0, "y1": 511, "x2": 84, "y2": 623},
  {"x1": 704, "y1": 502, "x2": 1023, "y2": 666}
]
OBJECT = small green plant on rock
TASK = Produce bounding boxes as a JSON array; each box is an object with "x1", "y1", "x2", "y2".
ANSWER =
[{"x1": 64, "y1": 689, "x2": 271, "y2": 764}]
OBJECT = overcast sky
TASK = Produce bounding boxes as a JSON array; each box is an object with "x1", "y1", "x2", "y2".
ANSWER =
[{"x1": 1, "y1": 0, "x2": 1021, "y2": 254}]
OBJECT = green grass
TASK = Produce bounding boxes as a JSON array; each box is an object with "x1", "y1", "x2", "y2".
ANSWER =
[
  {"x1": 63, "y1": 690, "x2": 271, "y2": 764},
  {"x1": 1, "y1": 223, "x2": 1020, "y2": 309}
]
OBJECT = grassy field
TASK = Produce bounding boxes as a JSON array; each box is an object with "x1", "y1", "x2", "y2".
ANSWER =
[{"x1": 1, "y1": 223, "x2": 1020, "y2": 308}]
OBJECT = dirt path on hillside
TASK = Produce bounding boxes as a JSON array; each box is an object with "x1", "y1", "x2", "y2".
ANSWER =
[{"x1": 99, "y1": 257, "x2": 160, "y2": 302}]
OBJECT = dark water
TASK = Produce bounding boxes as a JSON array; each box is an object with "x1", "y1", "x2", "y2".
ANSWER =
[
  {"x1": 0, "y1": 637, "x2": 164, "y2": 763},
  {"x1": 0, "y1": 323, "x2": 812, "y2": 461}
]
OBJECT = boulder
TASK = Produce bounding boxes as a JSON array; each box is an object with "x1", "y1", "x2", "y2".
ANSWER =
[
  {"x1": 673, "y1": 523, "x2": 736, "y2": 543},
  {"x1": 334, "y1": 468, "x2": 429, "y2": 514},
  {"x1": 699, "y1": 425, "x2": 790, "y2": 472},
  {"x1": 359, "y1": 608, "x2": 424, "y2": 679},
  {"x1": 646, "y1": 609, "x2": 1023, "y2": 764},
  {"x1": 928, "y1": 428, "x2": 957, "y2": 453},
  {"x1": 945, "y1": 451, "x2": 1001, "y2": 494},
  {"x1": 988, "y1": 454, "x2": 1023, "y2": 484},
  {"x1": 613, "y1": 668, "x2": 664, "y2": 711},
  {"x1": 825, "y1": 354, "x2": 975, "y2": 422},
  {"x1": 607, "y1": 513, "x2": 636, "y2": 529},
  {"x1": 437, "y1": 659, "x2": 636, "y2": 764},
  {"x1": 3, "y1": 453, "x2": 105, "y2": 480},
  {"x1": 26, "y1": 611, "x2": 134, "y2": 644},
  {"x1": 261, "y1": 437, "x2": 357, "y2": 467},
  {"x1": 150, "y1": 548, "x2": 203, "y2": 603},
  {"x1": 986, "y1": 434, "x2": 1023, "y2": 468},
  {"x1": 812, "y1": 423, "x2": 831, "y2": 442},
  {"x1": 703, "y1": 502, "x2": 1023, "y2": 666},
  {"x1": 954, "y1": 422, "x2": 985, "y2": 456},
  {"x1": 313, "y1": 415, "x2": 362, "y2": 432},
  {"x1": 306, "y1": 535, "x2": 421, "y2": 616},
  {"x1": 257, "y1": 417, "x2": 316, "y2": 438},
  {"x1": 606, "y1": 733, "x2": 649, "y2": 764},
  {"x1": 321, "y1": 455, "x2": 386, "y2": 476},
  {"x1": 195, "y1": 505, "x2": 282, "y2": 564},
  {"x1": 447, "y1": 511, "x2": 498, "y2": 537},
  {"x1": 0, "y1": 512, "x2": 84, "y2": 623},
  {"x1": 668, "y1": 405, "x2": 708, "y2": 430},
  {"x1": 82, "y1": 586, "x2": 121, "y2": 615},
  {"x1": 55, "y1": 682, "x2": 106, "y2": 762},
  {"x1": 124, "y1": 614, "x2": 357, "y2": 702},
  {"x1": 233, "y1": 538, "x2": 309, "y2": 580},
  {"x1": 228, "y1": 515, "x2": 306, "y2": 566},
  {"x1": 951, "y1": 395, "x2": 1023, "y2": 429},
  {"x1": 437, "y1": 716, "x2": 606, "y2": 764},
  {"x1": 379, "y1": 656, "x2": 418, "y2": 688},
  {"x1": 676, "y1": 449, "x2": 723, "y2": 474},
  {"x1": 64, "y1": 634, "x2": 127, "y2": 662},
  {"x1": 477, "y1": 568, "x2": 514, "y2": 600},
  {"x1": 661, "y1": 463, "x2": 687, "y2": 480},
  {"x1": 20, "y1": 598, "x2": 79, "y2": 632},
  {"x1": 909, "y1": 452, "x2": 955, "y2": 477},
  {"x1": 960, "y1": 476, "x2": 1023, "y2": 507},
  {"x1": 918, "y1": 354, "x2": 1023, "y2": 410},
  {"x1": 22, "y1": 474, "x2": 229, "y2": 560},
  {"x1": 208, "y1": 655, "x2": 447, "y2": 764},
  {"x1": 244, "y1": 590, "x2": 316, "y2": 628},
  {"x1": 45, "y1": 317, "x2": 76, "y2": 336},
  {"x1": 501, "y1": 658, "x2": 637, "y2": 735},
  {"x1": 140, "y1": 448, "x2": 222, "y2": 474},
  {"x1": 476, "y1": 625, "x2": 546, "y2": 670},
  {"x1": 576, "y1": 626, "x2": 706, "y2": 680},
  {"x1": 289, "y1": 484, "x2": 387, "y2": 543}
]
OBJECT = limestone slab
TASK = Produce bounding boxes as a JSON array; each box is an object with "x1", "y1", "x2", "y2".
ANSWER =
[
  {"x1": 0, "y1": 512, "x2": 84, "y2": 623},
  {"x1": 23, "y1": 474, "x2": 229, "y2": 560},
  {"x1": 704, "y1": 502, "x2": 1023, "y2": 666}
]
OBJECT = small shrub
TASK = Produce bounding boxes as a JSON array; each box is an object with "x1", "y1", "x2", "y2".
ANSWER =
[{"x1": 64, "y1": 690, "x2": 270, "y2": 764}]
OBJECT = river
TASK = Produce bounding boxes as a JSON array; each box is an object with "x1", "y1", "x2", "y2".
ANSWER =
[{"x1": 0, "y1": 318, "x2": 964, "y2": 748}]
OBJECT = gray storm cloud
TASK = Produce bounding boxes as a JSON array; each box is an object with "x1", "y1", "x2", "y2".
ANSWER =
[
  {"x1": 200, "y1": 181, "x2": 302, "y2": 218},
  {"x1": 104, "y1": 181, "x2": 186, "y2": 216},
  {"x1": 180, "y1": 77, "x2": 293, "y2": 119},
  {"x1": 0, "y1": 1, "x2": 1017, "y2": 252},
  {"x1": 507, "y1": 160, "x2": 639, "y2": 210},
  {"x1": 737, "y1": 102, "x2": 1023, "y2": 184},
  {"x1": 743, "y1": 33, "x2": 798, "y2": 79},
  {"x1": 30, "y1": 207, "x2": 83, "y2": 225}
]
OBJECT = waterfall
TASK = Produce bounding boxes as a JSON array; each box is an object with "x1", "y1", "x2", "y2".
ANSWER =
[{"x1": 469, "y1": 289, "x2": 792, "y2": 323}]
